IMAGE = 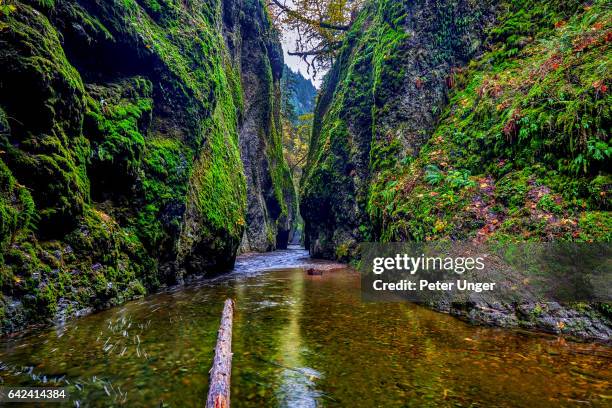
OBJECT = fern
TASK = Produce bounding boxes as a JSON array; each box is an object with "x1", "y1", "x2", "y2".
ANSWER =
[{"x1": 424, "y1": 165, "x2": 444, "y2": 185}]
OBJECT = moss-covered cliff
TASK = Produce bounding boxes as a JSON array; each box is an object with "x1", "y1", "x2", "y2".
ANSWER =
[
  {"x1": 0, "y1": 0, "x2": 295, "y2": 332},
  {"x1": 236, "y1": 1, "x2": 296, "y2": 253},
  {"x1": 301, "y1": 0, "x2": 610, "y2": 259}
]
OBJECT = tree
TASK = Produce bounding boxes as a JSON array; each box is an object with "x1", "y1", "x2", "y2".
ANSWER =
[
  {"x1": 283, "y1": 113, "x2": 312, "y2": 184},
  {"x1": 267, "y1": 0, "x2": 365, "y2": 77},
  {"x1": 281, "y1": 66, "x2": 299, "y2": 125}
]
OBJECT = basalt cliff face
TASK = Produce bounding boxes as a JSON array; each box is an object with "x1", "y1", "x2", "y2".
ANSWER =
[
  {"x1": 301, "y1": 0, "x2": 610, "y2": 258},
  {"x1": 235, "y1": 3, "x2": 296, "y2": 253},
  {"x1": 300, "y1": 0, "x2": 611, "y2": 339},
  {"x1": 0, "y1": 0, "x2": 295, "y2": 332}
]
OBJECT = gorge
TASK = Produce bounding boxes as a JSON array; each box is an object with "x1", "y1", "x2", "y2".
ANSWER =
[
  {"x1": 0, "y1": 0, "x2": 610, "y2": 346},
  {"x1": 0, "y1": 0, "x2": 610, "y2": 406}
]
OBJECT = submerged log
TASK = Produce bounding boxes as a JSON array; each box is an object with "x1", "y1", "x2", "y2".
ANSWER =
[{"x1": 206, "y1": 299, "x2": 234, "y2": 408}]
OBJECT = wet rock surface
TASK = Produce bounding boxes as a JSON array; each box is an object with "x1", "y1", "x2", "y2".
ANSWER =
[
  {"x1": 299, "y1": 0, "x2": 611, "y2": 341},
  {"x1": 0, "y1": 0, "x2": 295, "y2": 333},
  {"x1": 437, "y1": 300, "x2": 612, "y2": 342}
]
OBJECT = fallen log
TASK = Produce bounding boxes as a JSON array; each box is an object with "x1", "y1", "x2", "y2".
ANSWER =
[{"x1": 206, "y1": 299, "x2": 234, "y2": 408}]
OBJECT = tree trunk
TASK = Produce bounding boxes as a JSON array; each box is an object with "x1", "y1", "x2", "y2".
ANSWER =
[{"x1": 206, "y1": 299, "x2": 234, "y2": 408}]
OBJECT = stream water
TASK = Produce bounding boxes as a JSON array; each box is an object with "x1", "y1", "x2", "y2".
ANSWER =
[{"x1": 0, "y1": 247, "x2": 610, "y2": 407}]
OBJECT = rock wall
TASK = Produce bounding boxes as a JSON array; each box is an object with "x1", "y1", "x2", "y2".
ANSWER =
[
  {"x1": 301, "y1": 0, "x2": 498, "y2": 258},
  {"x1": 300, "y1": 0, "x2": 611, "y2": 339},
  {"x1": 301, "y1": 0, "x2": 610, "y2": 258},
  {"x1": 231, "y1": 0, "x2": 296, "y2": 253},
  {"x1": 0, "y1": 0, "x2": 295, "y2": 332}
]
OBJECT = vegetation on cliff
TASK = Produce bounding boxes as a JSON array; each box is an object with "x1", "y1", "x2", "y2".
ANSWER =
[
  {"x1": 0, "y1": 0, "x2": 295, "y2": 332},
  {"x1": 301, "y1": 0, "x2": 610, "y2": 259},
  {"x1": 367, "y1": 0, "x2": 611, "y2": 244}
]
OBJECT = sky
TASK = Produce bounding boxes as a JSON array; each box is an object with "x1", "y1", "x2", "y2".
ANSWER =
[{"x1": 281, "y1": 27, "x2": 325, "y2": 89}]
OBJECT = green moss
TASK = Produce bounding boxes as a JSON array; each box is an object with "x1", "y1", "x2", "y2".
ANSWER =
[
  {"x1": 192, "y1": 98, "x2": 246, "y2": 239},
  {"x1": 0, "y1": 205, "x2": 155, "y2": 321},
  {"x1": 0, "y1": 2, "x2": 90, "y2": 232},
  {"x1": 85, "y1": 78, "x2": 153, "y2": 182},
  {"x1": 365, "y1": 0, "x2": 611, "y2": 243},
  {"x1": 99, "y1": 0, "x2": 253, "y2": 255},
  {"x1": 1, "y1": 0, "x2": 291, "y2": 332},
  {"x1": 0, "y1": 159, "x2": 35, "y2": 251},
  {"x1": 136, "y1": 137, "x2": 193, "y2": 254}
]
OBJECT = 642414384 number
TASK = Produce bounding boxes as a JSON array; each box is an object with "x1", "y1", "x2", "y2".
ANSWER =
[{"x1": 0, "y1": 387, "x2": 69, "y2": 402}]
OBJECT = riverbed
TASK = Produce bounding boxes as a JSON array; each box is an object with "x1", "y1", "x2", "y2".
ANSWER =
[{"x1": 0, "y1": 247, "x2": 610, "y2": 407}]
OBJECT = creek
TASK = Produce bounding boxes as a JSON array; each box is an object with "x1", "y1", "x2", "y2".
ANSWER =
[{"x1": 0, "y1": 247, "x2": 610, "y2": 407}]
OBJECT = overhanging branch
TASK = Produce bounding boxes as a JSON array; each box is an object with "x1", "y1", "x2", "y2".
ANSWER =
[
  {"x1": 270, "y1": 0, "x2": 350, "y2": 31},
  {"x1": 288, "y1": 41, "x2": 342, "y2": 57},
  {"x1": 288, "y1": 49, "x2": 329, "y2": 56}
]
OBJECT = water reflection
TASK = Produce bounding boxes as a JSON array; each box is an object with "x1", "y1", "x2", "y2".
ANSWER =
[
  {"x1": 0, "y1": 253, "x2": 609, "y2": 407},
  {"x1": 275, "y1": 270, "x2": 322, "y2": 407}
]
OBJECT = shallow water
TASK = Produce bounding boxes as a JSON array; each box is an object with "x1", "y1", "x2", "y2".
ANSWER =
[{"x1": 0, "y1": 248, "x2": 610, "y2": 407}]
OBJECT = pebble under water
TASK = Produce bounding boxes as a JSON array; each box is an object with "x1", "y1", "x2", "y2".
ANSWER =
[{"x1": 0, "y1": 247, "x2": 610, "y2": 407}]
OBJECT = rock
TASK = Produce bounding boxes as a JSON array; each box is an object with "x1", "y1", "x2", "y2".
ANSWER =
[
  {"x1": 301, "y1": 0, "x2": 498, "y2": 257},
  {"x1": 0, "y1": 0, "x2": 295, "y2": 334},
  {"x1": 235, "y1": 1, "x2": 296, "y2": 253},
  {"x1": 299, "y1": 0, "x2": 611, "y2": 341}
]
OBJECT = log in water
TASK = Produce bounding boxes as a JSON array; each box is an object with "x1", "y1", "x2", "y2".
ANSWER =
[
  {"x1": 206, "y1": 299, "x2": 234, "y2": 408},
  {"x1": 0, "y1": 253, "x2": 609, "y2": 407}
]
